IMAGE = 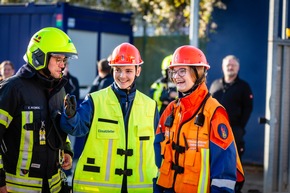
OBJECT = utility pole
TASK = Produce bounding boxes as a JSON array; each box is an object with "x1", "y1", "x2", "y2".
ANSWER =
[{"x1": 189, "y1": 0, "x2": 199, "y2": 47}]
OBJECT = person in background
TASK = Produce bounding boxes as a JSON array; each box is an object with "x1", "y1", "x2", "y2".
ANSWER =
[
  {"x1": 149, "y1": 55, "x2": 177, "y2": 115},
  {"x1": 88, "y1": 58, "x2": 114, "y2": 93},
  {"x1": 209, "y1": 55, "x2": 253, "y2": 160},
  {"x1": 0, "y1": 27, "x2": 77, "y2": 192},
  {"x1": 63, "y1": 63, "x2": 80, "y2": 101},
  {"x1": 0, "y1": 60, "x2": 15, "y2": 81},
  {"x1": 60, "y1": 42, "x2": 160, "y2": 193},
  {"x1": 155, "y1": 46, "x2": 244, "y2": 193}
]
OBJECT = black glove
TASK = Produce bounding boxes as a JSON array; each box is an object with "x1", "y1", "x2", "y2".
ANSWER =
[{"x1": 64, "y1": 94, "x2": 77, "y2": 118}]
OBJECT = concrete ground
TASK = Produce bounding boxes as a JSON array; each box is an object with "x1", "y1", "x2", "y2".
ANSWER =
[{"x1": 242, "y1": 164, "x2": 264, "y2": 193}]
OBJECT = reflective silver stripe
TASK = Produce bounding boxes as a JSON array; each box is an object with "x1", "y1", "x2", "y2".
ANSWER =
[
  {"x1": 74, "y1": 180, "x2": 152, "y2": 189},
  {"x1": 6, "y1": 172, "x2": 42, "y2": 186},
  {"x1": 49, "y1": 169, "x2": 62, "y2": 191},
  {"x1": 0, "y1": 110, "x2": 12, "y2": 128},
  {"x1": 127, "y1": 183, "x2": 153, "y2": 188},
  {"x1": 7, "y1": 186, "x2": 41, "y2": 193},
  {"x1": 106, "y1": 139, "x2": 113, "y2": 181},
  {"x1": 50, "y1": 182, "x2": 62, "y2": 193},
  {"x1": 198, "y1": 149, "x2": 210, "y2": 193},
  {"x1": 139, "y1": 140, "x2": 144, "y2": 182},
  {"x1": 17, "y1": 111, "x2": 33, "y2": 175},
  {"x1": 7, "y1": 173, "x2": 45, "y2": 192},
  {"x1": 74, "y1": 180, "x2": 122, "y2": 188},
  {"x1": 7, "y1": 170, "x2": 62, "y2": 192},
  {"x1": 211, "y1": 178, "x2": 236, "y2": 190},
  {"x1": 50, "y1": 170, "x2": 61, "y2": 184}
]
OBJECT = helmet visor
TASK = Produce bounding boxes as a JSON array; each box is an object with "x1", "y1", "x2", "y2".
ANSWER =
[{"x1": 50, "y1": 52, "x2": 78, "y2": 60}]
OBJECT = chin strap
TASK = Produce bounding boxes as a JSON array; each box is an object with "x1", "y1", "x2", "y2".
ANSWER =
[{"x1": 182, "y1": 67, "x2": 206, "y2": 96}]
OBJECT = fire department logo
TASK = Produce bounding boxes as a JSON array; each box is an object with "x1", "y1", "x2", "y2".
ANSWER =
[
  {"x1": 33, "y1": 34, "x2": 41, "y2": 43},
  {"x1": 217, "y1": 124, "x2": 228, "y2": 139}
]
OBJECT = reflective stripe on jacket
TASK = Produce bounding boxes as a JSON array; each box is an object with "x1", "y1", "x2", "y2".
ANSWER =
[
  {"x1": 73, "y1": 87, "x2": 158, "y2": 193},
  {"x1": 6, "y1": 169, "x2": 62, "y2": 193},
  {"x1": 157, "y1": 83, "x2": 244, "y2": 193},
  {"x1": 0, "y1": 64, "x2": 72, "y2": 192}
]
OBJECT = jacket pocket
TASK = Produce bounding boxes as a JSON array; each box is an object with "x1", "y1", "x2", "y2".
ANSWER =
[
  {"x1": 96, "y1": 118, "x2": 119, "y2": 139},
  {"x1": 158, "y1": 140, "x2": 174, "y2": 188},
  {"x1": 174, "y1": 151, "x2": 200, "y2": 193},
  {"x1": 183, "y1": 150, "x2": 200, "y2": 185}
]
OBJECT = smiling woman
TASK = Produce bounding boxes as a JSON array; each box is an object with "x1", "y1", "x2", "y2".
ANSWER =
[
  {"x1": 0, "y1": 60, "x2": 15, "y2": 81},
  {"x1": 156, "y1": 45, "x2": 245, "y2": 193}
]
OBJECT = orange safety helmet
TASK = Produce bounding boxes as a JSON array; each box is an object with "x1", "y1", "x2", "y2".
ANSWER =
[
  {"x1": 170, "y1": 45, "x2": 210, "y2": 69},
  {"x1": 109, "y1": 43, "x2": 143, "y2": 66}
]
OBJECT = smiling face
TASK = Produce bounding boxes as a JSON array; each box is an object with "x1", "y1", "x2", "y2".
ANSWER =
[
  {"x1": 1, "y1": 63, "x2": 15, "y2": 79},
  {"x1": 170, "y1": 66, "x2": 196, "y2": 93},
  {"x1": 112, "y1": 65, "x2": 141, "y2": 89}
]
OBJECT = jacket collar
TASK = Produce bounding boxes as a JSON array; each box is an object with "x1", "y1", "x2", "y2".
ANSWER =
[
  {"x1": 175, "y1": 82, "x2": 209, "y2": 121},
  {"x1": 16, "y1": 64, "x2": 67, "y2": 91}
]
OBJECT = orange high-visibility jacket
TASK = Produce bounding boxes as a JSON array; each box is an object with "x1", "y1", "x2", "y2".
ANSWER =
[{"x1": 157, "y1": 83, "x2": 244, "y2": 193}]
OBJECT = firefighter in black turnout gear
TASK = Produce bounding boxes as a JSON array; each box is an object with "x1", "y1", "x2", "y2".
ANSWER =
[{"x1": 0, "y1": 27, "x2": 78, "y2": 193}]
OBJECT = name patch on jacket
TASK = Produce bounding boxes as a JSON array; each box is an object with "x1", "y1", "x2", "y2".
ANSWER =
[
  {"x1": 217, "y1": 124, "x2": 228, "y2": 139},
  {"x1": 98, "y1": 129, "x2": 115, "y2": 133},
  {"x1": 24, "y1": 106, "x2": 43, "y2": 110}
]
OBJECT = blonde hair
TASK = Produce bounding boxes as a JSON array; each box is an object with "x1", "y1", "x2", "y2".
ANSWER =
[
  {"x1": 0, "y1": 60, "x2": 15, "y2": 80},
  {"x1": 0, "y1": 60, "x2": 14, "y2": 70}
]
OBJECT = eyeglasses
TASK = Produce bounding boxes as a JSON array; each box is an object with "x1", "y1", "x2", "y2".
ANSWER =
[
  {"x1": 51, "y1": 55, "x2": 68, "y2": 65},
  {"x1": 169, "y1": 68, "x2": 187, "y2": 78}
]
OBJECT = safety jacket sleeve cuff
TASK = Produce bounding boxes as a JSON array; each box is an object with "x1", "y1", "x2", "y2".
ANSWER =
[
  {"x1": 0, "y1": 169, "x2": 6, "y2": 187},
  {"x1": 63, "y1": 142, "x2": 74, "y2": 158}
]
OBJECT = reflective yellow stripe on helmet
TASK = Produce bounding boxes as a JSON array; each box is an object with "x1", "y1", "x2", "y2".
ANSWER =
[
  {"x1": 0, "y1": 109, "x2": 13, "y2": 128},
  {"x1": 198, "y1": 148, "x2": 210, "y2": 193},
  {"x1": 17, "y1": 111, "x2": 34, "y2": 176}
]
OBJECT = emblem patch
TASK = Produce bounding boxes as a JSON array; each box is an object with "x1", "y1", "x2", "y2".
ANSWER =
[{"x1": 217, "y1": 124, "x2": 228, "y2": 139}]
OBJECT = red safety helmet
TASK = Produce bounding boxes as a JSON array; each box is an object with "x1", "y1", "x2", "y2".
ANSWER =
[
  {"x1": 170, "y1": 45, "x2": 210, "y2": 69},
  {"x1": 109, "y1": 43, "x2": 143, "y2": 66}
]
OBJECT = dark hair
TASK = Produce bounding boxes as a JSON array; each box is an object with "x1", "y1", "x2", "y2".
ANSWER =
[{"x1": 98, "y1": 58, "x2": 111, "y2": 73}]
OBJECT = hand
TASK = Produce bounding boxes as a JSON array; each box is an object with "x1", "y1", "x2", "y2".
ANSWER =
[
  {"x1": 169, "y1": 91, "x2": 178, "y2": 99},
  {"x1": 64, "y1": 94, "x2": 77, "y2": 118},
  {"x1": 0, "y1": 185, "x2": 8, "y2": 193},
  {"x1": 62, "y1": 153, "x2": 73, "y2": 170}
]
